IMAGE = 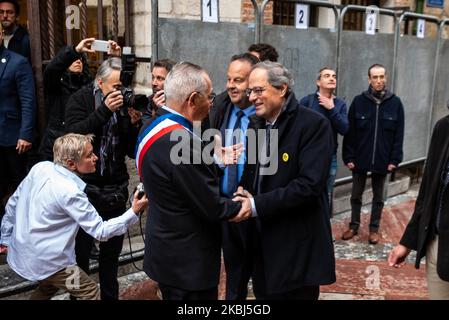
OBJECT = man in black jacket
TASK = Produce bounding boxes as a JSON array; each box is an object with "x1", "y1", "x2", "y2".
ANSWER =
[
  {"x1": 342, "y1": 64, "x2": 404, "y2": 245},
  {"x1": 138, "y1": 62, "x2": 252, "y2": 300},
  {"x1": 65, "y1": 52, "x2": 141, "y2": 300},
  {"x1": 0, "y1": 0, "x2": 30, "y2": 62},
  {"x1": 39, "y1": 38, "x2": 94, "y2": 161},
  {"x1": 388, "y1": 115, "x2": 449, "y2": 299},
  {"x1": 238, "y1": 61, "x2": 336, "y2": 299}
]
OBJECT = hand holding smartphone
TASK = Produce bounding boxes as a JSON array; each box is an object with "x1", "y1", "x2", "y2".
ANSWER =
[
  {"x1": 91, "y1": 40, "x2": 111, "y2": 52},
  {"x1": 152, "y1": 90, "x2": 166, "y2": 108}
]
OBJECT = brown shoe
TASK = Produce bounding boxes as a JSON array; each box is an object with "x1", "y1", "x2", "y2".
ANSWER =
[
  {"x1": 368, "y1": 232, "x2": 380, "y2": 244},
  {"x1": 341, "y1": 229, "x2": 358, "y2": 240}
]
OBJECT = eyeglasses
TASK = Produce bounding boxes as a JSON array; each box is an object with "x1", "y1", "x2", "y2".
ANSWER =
[
  {"x1": 0, "y1": 10, "x2": 15, "y2": 16},
  {"x1": 245, "y1": 87, "x2": 266, "y2": 97},
  {"x1": 195, "y1": 91, "x2": 216, "y2": 103}
]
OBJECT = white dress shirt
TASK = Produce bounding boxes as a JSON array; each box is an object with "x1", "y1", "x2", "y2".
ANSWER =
[{"x1": 0, "y1": 161, "x2": 138, "y2": 281}]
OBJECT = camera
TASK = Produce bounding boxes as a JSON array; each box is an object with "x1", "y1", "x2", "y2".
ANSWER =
[
  {"x1": 129, "y1": 182, "x2": 146, "y2": 208},
  {"x1": 119, "y1": 53, "x2": 149, "y2": 112},
  {"x1": 136, "y1": 182, "x2": 145, "y2": 199}
]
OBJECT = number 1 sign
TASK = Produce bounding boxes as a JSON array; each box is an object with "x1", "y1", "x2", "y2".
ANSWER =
[{"x1": 202, "y1": 0, "x2": 219, "y2": 23}]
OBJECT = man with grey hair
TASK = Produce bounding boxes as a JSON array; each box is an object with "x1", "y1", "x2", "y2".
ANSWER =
[
  {"x1": 299, "y1": 67, "x2": 348, "y2": 217},
  {"x1": 0, "y1": 133, "x2": 148, "y2": 300},
  {"x1": 137, "y1": 61, "x2": 252, "y2": 300},
  {"x1": 237, "y1": 61, "x2": 336, "y2": 299},
  {"x1": 65, "y1": 55, "x2": 142, "y2": 300}
]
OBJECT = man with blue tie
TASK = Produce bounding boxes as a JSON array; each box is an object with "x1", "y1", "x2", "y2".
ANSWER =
[{"x1": 208, "y1": 52, "x2": 260, "y2": 300}]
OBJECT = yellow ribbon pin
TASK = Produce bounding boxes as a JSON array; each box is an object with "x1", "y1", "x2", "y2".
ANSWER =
[{"x1": 282, "y1": 153, "x2": 289, "y2": 162}]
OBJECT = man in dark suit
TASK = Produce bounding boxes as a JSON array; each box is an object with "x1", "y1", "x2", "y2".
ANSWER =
[
  {"x1": 0, "y1": 22, "x2": 35, "y2": 234},
  {"x1": 208, "y1": 52, "x2": 259, "y2": 300},
  {"x1": 238, "y1": 61, "x2": 336, "y2": 299},
  {"x1": 137, "y1": 62, "x2": 252, "y2": 300},
  {"x1": 388, "y1": 115, "x2": 449, "y2": 299}
]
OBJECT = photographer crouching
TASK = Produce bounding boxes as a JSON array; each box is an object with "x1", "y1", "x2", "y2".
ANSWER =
[{"x1": 64, "y1": 43, "x2": 145, "y2": 300}]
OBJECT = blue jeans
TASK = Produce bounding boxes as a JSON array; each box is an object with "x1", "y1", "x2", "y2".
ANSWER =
[
  {"x1": 327, "y1": 154, "x2": 337, "y2": 218},
  {"x1": 328, "y1": 154, "x2": 337, "y2": 196}
]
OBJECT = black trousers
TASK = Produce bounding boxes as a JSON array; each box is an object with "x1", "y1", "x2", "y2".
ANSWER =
[
  {"x1": 350, "y1": 172, "x2": 386, "y2": 232},
  {"x1": 158, "y1": 283, "x2": 218, "y2": 300},
  {"x1": 75, "y1": 206, "x2": 125, "y2": 300},
  {"x1": 222, "y1": 219, "x2": 257, "y2": 300},
  {"x1": 249, "y1": 226, "x2": 319, "y2": 300},
  {"x1": 0, "y1": 146, "x2": 27, "y2": 230}
]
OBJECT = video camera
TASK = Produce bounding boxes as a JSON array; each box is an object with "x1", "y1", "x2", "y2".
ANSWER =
[{"x1": 119, "y1": 51, "x2": 149, "y2": 112}]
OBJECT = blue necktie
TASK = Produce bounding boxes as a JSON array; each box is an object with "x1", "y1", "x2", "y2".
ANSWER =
[{"x1": 227, "y1": 110, "x2": 245, "y2": 195}]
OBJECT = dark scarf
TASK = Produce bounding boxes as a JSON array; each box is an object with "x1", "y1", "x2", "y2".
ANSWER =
[
  {"x1": 367, "y1": 85, "x2": 388, "y2": 104},
  {"x1": 63, "y1": 72, "x2": 89, "y2": 92},
  {"x1": 94, "y1": 88, "x2": 119, "y2": 176}
]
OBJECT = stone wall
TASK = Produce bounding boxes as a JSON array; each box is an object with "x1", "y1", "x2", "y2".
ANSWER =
[
  {"x1": 241, "y1": 0, "x2": 273, "y2": 24},
  {"x1": 131, "y1": 0, "x2": 244, "y2": 95}
]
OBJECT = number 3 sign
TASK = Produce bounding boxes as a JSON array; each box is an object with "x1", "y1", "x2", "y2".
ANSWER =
[{"x1": 202, "y1": 0, "x2": 219, "y2": 23}]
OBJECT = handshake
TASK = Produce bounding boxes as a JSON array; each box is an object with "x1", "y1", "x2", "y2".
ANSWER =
[{"x1": 229, "y1": 186, "x2": 253, "y2": 223}]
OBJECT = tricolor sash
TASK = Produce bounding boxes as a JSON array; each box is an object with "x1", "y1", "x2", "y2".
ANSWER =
[{"x1": 135, "y1": 113, "x2": 193, "y2": 177}]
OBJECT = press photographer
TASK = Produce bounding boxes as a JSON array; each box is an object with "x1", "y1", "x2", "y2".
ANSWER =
[
  {"x1": 119, "y1": 52, "x2": 149, "y2": 112},
  {"x1": 64, "y1": 43, "x2": 143, "y2": 300}
]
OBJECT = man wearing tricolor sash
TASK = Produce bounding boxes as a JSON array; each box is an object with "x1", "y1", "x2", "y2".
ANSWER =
[{"x1": 137, "y1": 62, "x2": 252, "y2": 300}]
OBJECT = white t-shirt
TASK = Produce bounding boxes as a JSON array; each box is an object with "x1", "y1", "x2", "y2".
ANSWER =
[{"x1": 3, "y1": 34, "x2": 13, "y2": 48}]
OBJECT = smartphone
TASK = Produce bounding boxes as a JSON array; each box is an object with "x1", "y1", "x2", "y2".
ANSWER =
[
  {"x1": 155, "y1": 90, "x2": 165, "y2": 102},
  {"x1": 91, "y1": 40, "x2": 110, "y2": 52}
]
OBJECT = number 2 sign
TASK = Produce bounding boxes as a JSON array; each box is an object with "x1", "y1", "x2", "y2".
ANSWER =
[
  {"x1": 202, "y1": 0, "x2": 219, "y2": 23},
  {"x1": 295, "y1": 4, "x2": 309, "y2": 29}
]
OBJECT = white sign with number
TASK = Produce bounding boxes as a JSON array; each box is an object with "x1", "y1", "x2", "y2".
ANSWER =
[
  {"x1": 295, "y1": 4, "x2": 309, "y2": 29},
  {"x1": 365, "y1": 13, "x2": 377, "y2": 35},
  {"x1": 202, "y1": 0, "x2": 219, "y2": 23},
  {"x1": 417, "y1": 19, "x2": 425, "y2": 38}
]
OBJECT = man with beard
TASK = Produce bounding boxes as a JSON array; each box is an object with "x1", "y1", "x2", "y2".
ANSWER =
[
  {"x1": 208, "y1": 52, "x2": 260, "y2": 300},
  {"x1": 0, "y1": 0, "x2": 30, "y2": 61},
  {"x1": 142, "y1": 59, "x2": 176, "y2": 123},
  {"x1": 342, "y1": 64, "x2": 404, "y2": 245}
]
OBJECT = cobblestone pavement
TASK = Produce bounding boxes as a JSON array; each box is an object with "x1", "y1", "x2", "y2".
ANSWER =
[
  {"x1": 321, "y1": 189, "x2": 427, "y2": 300},
  {"x1": 119, "y1": 188, "x2": 428, "y2": 300},
  {"x1": 2, "y1": 188, "x2": 424, "y2": 300}
]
